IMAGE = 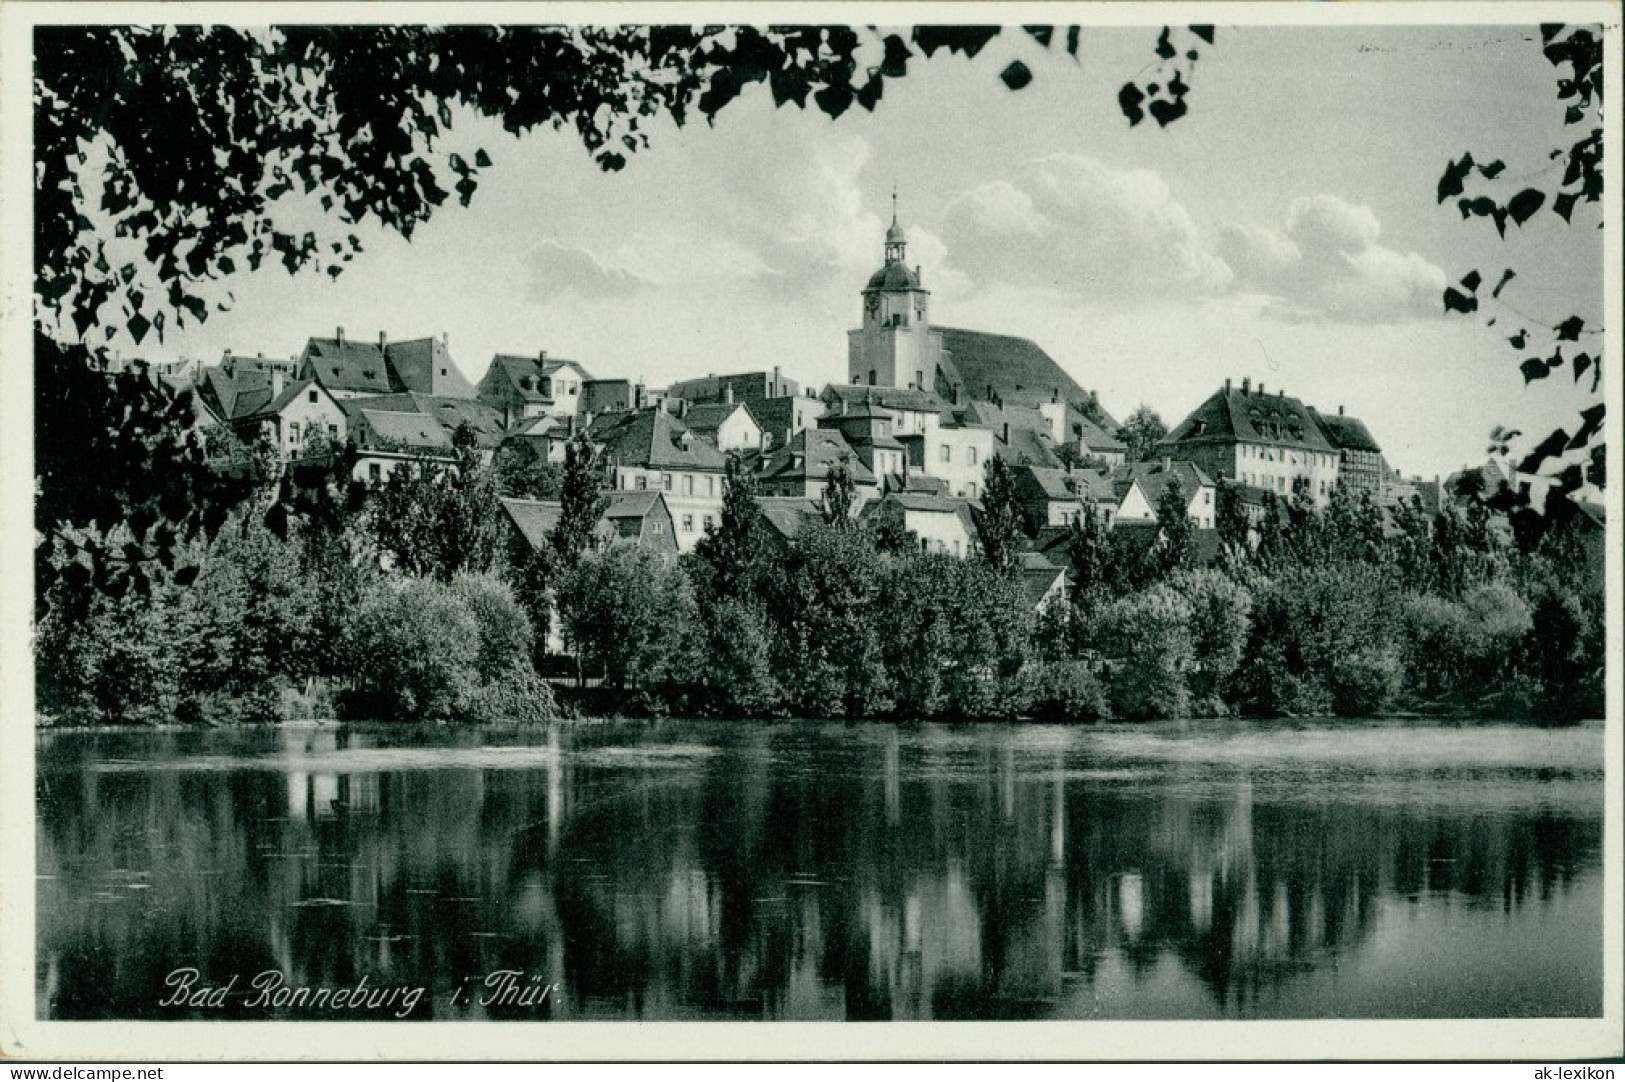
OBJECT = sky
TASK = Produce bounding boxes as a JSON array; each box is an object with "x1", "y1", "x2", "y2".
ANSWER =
[{"x1": 137, "y1": 22, "x2": 1606, "y2": 482}]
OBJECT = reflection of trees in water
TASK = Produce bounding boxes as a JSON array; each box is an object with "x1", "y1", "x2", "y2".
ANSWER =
[{"x1": 36, "y1": 725, "x2": 1603, "y2": 1020}]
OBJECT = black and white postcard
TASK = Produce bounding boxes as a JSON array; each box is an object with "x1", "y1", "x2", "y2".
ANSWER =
[{"x1": 2, "y1": 1, "x2": 1620, "y2": 1063}]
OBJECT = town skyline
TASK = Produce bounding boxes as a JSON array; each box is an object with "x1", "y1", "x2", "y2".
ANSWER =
[{"x1": 99, "y1": 22, "x2": 1603, "y2": 486}]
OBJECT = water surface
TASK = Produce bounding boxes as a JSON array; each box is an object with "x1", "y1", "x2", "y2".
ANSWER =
[{"x1": 36, "y1": 719, "x2": 1604, "y2": 1020}]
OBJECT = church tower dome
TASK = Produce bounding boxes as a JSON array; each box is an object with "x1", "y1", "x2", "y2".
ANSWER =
[{"x1": 848, "y1": 189, "x2": 942, "y2": 394}]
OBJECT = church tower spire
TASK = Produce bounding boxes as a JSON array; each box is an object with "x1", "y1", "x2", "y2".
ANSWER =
[
  {"x1": 884, "y1": 185, "x2": 907, "y2": 265},
  {"x1": 848, "y1": 186, "x2": 942, "y2": 393}
]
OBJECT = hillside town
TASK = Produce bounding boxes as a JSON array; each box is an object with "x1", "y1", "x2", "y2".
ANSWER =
[{"x1": 131, "y1": 210, "x2": 1603, "y2": 604}]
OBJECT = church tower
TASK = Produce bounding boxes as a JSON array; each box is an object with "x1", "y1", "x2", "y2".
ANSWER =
[{"x1": 848, "y1": 194, "x2": 943, "y2": 393}]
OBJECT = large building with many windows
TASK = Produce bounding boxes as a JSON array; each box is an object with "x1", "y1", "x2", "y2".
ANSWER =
[{"x1": 1158, "y1": 377, "x2": 1341, "y2": 506}]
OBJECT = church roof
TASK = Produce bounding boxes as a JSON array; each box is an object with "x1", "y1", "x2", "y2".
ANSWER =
[{"x1": 934, "y1": 327, "x2": 1093, "y2": 412}]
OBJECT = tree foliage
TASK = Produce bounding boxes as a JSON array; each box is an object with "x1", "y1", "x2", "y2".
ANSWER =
[
  {"x1": 976, "y1": 454, "x2": 1024, "y2": 574},
  {"x1": 1117, "y1": 405, "x2": 1168, "y2": 463}
]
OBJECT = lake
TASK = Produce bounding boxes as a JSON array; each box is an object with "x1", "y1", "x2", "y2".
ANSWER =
[{"x1": 35, "y1": 718, "x2": 1603, "y2": 1021}]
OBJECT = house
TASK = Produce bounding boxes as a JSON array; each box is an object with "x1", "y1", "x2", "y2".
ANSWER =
[
  {"x1": 752, "y1": 496, "x2": 825, "y2": 550},
  {"x1": 751, "y1": 393, "x2": 827, "y2": 451},
  {"x1": 668, "y1": 368, "x2": 799, "y2": 404},
  {"x1": 298, "y1": 328, "x2": 474, "y2": 400},
  {"x1": 476, "y1": 352, "x2": 593, "y2": 424},
  {"x1": 1020, "y1": 552, "x2": 1069, "y2": 613},
  {"x1": 955, "y1": 400, "x2": 1067, "y2": 469},
  {"x1": 220, "y1": 349, "x2": 298, "y2": 380},
  {"x1": 501, "y1": 414, "x2": 577, "y2": 465},
  {"x1": 1112, "y1": 459, "x2": 1217, "y2": 530},
  {"x1": 862, "y1": 491, "x2": 979, "y2": 559},
  {"x1": 1159, "y1": 377, "x2": 1341, "y2": 506},
  {"x1": 821, "y1": 383, "x2": 948, "y2": 439},
  {"x1": 351, "y1": 408, "x2": 456, "y2": 484},
  {"x1": 588, "y1": 407, "x2": 727, "y2": 552},
  {"x1": 581, "y1": 379, "x2": 637, "y2": 416},
  {"x1": 904, "y1": 423, "x2": 995, "y2": 500},
  {"x1": 817, "y1": 393, "x2": 909, "y2": 480},
  {"x1": 680, "y1": 398, "x2": 764, "y2": 454},
  {"x1": 1013, "y1": 466, "x2": 1117, "y2": 532},
  {"x1": 195, "y1": 366, "x2": 348, "y2": 464},
  {"x1": 501, "y1": 492, "x2": 677, "y2": 556},
  {"x1": 1311, "y1": 406, "x2": 1389, "y2": 502},
  {"x1": 340, "y1": 391, "x2": 508, "y2": 451},
  {"x1": 756, "y1": 428, "x2": 879, "y2": 502}
]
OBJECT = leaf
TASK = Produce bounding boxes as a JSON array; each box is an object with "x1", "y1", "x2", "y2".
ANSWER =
[
  {"x1": 1437, "y1": 153, "x2": 1474, "y2": 203},
  {"x1": 1443, "y1": 287, "x2": 1477, "y2": 314},
  {"x1": 1507, "y1": 188, "x2": 1546, "y2": 225},
  {"x1": 1520, "y1": 357, "x2": 1548, "y2": 383},
  {"x1": 1476, "y1": 159, "x2": 1506, "y2": 179},
  {"x1": 1491, "y1": 268, "x2": 1516, "y2": 298},
  {"x1": 1553, "y1": 191, "x2": 1580, "y2": 222},
  {"x1": 1155, "y1": 27, "x2": 1176, "y2": 59},
  {"x1": 1023, "y1": 26, "x2": 1053, "y2": 48},
  {"x1": 1565, "y1": 104, "x2": 1584, "y2": 124},
  {"x1": 475, "y1": 148, "x2": 492, "y2": 168},
  {"x1": 1555, "y1": 315, "x2": 1584, "y2": 341},
  {"x1": 173, "y1": 565, "x2": 200, "y2": 588},
  {"x1": 1190, "y1": 25, "x2": 1215, "y2": 44},
  {"x1": 1567, "y1": 403, "x2": 1604, "y2": 450},
  {"x1": 1508, "y1": 331, "x2": 1527, "y2": 350},
  {"x1": 1460, "y1": 269, "x2": 1482, "y2": 292},
  {"x1": 1000, "y1": 60, "x2": 1033, "y2": 91},
  {"x1": 1518, "y1": 428, "x2": 1568, "y2": 473},
  {"x1": 1541, "y1": 23, "x2": 1565, "y2": 43},
  {"x1": 1065, "y1": 26, "x2": 1081, "y2": 58},
  {"x1": 1148, "y1": 96, "x2": 1187, "y2": 127},
  {"x1": 127, "y1": 312, "x2": 151, "y2": 344},
  {"x1": 1118, "y1": 82, "x2": 1145, "y2": 126},
  {"x1": 1574, "y1": 353, "x2": 1592, "y2": 383}
]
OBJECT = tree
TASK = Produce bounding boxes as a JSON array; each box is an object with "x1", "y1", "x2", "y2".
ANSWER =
[
  {"x1": 1117, "y1": 405, "x2": 1167, "y2": 463},
  {"x1": 363, "y1": 424, "x2": 504, "y2": 581},
  {"x1": 34, "y1": 24, "x2": 1202, "y2": 600},
  {"x1": 820, "y1": 456, "x2": 858, "y2": 526},
  {"x1": 1153, "y1": 474, "x2": 1193, "y2": 574},
  {"x1": 491, "y1": 439, "x2": 563, "y2": 501},
  {"x1": 976, "y1": 454, "x2": 1024, "y2": 574},
  {"x1": 556, "y1": 544, "x2": 699, "y2": 694},
  {"x1": 1433, "y1": 25, "x2": 1604, "y2": 496},
  {"x1": 692, "y1": 452, "x2": 771, "y2": 601},
  {"x1": 1214, "y1": 480, "x2": 1252, "y2": 564},
  {"x1": 550, "y1": 435, "x2": 609, "y2": 563},
  {"x1": 1066, "y1": 499, "x2": 1110, "y2": 613}
]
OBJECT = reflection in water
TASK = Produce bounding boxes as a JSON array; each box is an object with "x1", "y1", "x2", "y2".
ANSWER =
[{"x1": 36, "y1": 720, "x2": 1603, "y2": 1020}]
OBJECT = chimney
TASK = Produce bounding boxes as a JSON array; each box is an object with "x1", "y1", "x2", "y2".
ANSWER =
[
  {"x1": 378, "y1": 331, "x2": 387, "y2": 350},
  {"x1": 953, "y1": 383, "x2": 962, "y2": 406},
  {"x1": 1162, "y1": 456, "x2": 1172, "y2": 473},
  {"x1": 1002, "y1": 422, "x2": 1010, "y2": 444},
  {"x1": 724, "y1": 384, "x2": 734, "y2": 405},
  {"x1": 1241, "y1": 376, "x2": 1251, "y2": 396},
  {"x1": 1339, "y1": 404, "x2": 1345, "y2": 416},
  {"x1": 1225, "y1": 377, "x2": 1232, "y2": 394},
  {"x1": 538, "y1": 349, "x2": 546, "y2": 363},
  {"x1": 987, "y1": 383, "x2": 994, "y2": 401},
  {"x1": 335, "y1": 325, "x2": 345, "y2": 346},
  {"x1": 773, "y1": 365, "x2": 781, "y2": 397},
  {"x1": 1258, "y1": 383, "x2": 1265, "y2": 397},
  {"x1": 271, "y1": 370, "x2": 285, "y2": 397},
  {"x1": 1278, "y1": 388, "x2": 1285, "y2": 399},
  {"x1": 442, "y1": 331, "x2": 449, "y2": 349}
]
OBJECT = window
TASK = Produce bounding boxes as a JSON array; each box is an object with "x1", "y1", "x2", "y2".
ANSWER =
[
  {"x1": 869, "y1": 369, "x2": 877, "y2": 386},
  {"x1": 328, "y1": 424, "x2": 338, "y2": 439},
  {"x1": 682, "y1": 514, "x2": 694, "y2": 532},
  {"x1": 288, "y1": 422, "x2": 300, "y2": 442},
  {"x1": 308, "y1": 391, "x2": 318, "y2": 404},
  {"x1": 939, "y1": 444, "x2": 951, "y2": 463},
  {"x1": 968, "y1": 447, "x2": 978, "y2": 466},
  {"x1": 703, "y1": 515, "x2": 714, "y2": 531},
  {"x1": 707, "y1": 476, "x2": 715, "y2": 496},
  {"x1": 368, "y1": 463, "x2": 381, "y2": 482},
  {"x1": 653, "y1": 522, "x2": 663, "y2": 535},
  {"x1": 440, "y1": 368, "x2": 447, "y2": 377},
  {"x1": 952, "y1": 539, "x2": 960, "y2": 557},
  {"x1": 635, "y1": 475, "x2": 647, "y2": 491},
  {"x1": 967, "y1": 481, "x2": 977, "y2": 499},
  {"x1": 662, "y1": 473, "x2": 672, "y2": 492},
  {"x1": 683, "y1": 474, "x2": 694, "y2": 496}
]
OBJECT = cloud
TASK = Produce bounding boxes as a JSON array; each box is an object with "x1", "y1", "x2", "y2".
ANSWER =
[
  {"x1": 938, "y1": 155, "x2": 1233, "y2": 303},
  {"x1": 523, "y1": 240, "x2": 654, "y2": 302},
  {"x1": 1219, "y1": 194, "x2": 1446, "y2": 323}
]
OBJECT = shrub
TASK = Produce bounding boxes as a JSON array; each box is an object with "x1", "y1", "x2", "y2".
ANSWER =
[
  {"x1": 344, "y1": 577, "x2": 482, "y2": 719},
  {"x1": 1099, "y1": 585, "x2": 1194, "y2": 720},
  {"x1": 704, "y1": 597, "x2": 781, "y2": 717},
  {"x1": 1168, "y1": 569, "x2": 1252, "y2": 700},
  {"x1": 1329, "y1": 647, "x2": 1403, "y2": 717},
  {"x1": 1026, "y1": 660, "x2": 1111, "y2": 723},
  {"x1": 462, "y1": 665, "x2": 559, "y2": 724},
  {"x1": 451, "y1": 572, "x2": 536, "y2": 682}
]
